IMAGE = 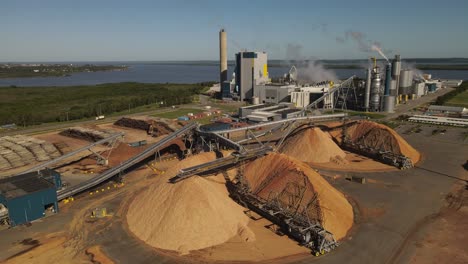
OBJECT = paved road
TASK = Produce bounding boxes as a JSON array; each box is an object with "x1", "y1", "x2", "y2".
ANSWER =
[
  {"x1": 0, "y1": 103, "x2": 201, "y2": 137},
  {"x1": 384, "y1": 87, "x2": 454, "y2": 120}
]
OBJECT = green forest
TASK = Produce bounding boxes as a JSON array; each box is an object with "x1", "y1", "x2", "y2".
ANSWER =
[{"x1": 0, "y1": 82, "x2": 212, "y2": 126}]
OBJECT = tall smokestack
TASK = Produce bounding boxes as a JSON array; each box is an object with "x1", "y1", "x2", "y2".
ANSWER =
[
  {"x1": 364, "y1": 68, "x2": 371, "y2": 111},
  {"x1": 385, "y1": 63, "x2": 392, "y2": 96},
  {"x1": 219, "y1": 29, "x2": 227, "y2": 85}
]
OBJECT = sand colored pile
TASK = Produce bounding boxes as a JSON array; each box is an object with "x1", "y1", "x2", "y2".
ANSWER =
[
  {"x1": 280, "y1": 127, "x2": 346, "y2": 163},
  {"x1": 244, "y1": 153, "x2": 353, "y2": 240},
  {"x1": 343, "y1": 121, "x2": 420, "y2": 163},
  {"x1": 127, "y1": 152, "x2": 253, "y2": 254}
]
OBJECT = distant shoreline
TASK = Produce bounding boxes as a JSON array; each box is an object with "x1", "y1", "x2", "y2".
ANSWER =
[{"x1": 0, "y1": 64, "x2": 128, "y2": 79}]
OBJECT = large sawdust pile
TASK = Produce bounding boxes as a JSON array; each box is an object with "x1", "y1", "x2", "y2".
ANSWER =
[
  {"x1": 280, "y1": 127, "x2": 346, "y2": 163},
  {"x1": 127, "y1": 152, "x2": 253, "y2": 254},
  {"x1": 243, "y1": 153, "x2": 353, "y2": 240},
  {"x1": 344, "y1": 121, "x2": 420, "y2": 163}
]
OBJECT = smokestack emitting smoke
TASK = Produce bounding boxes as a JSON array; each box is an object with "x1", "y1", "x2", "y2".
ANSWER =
[
  {"x1": 219, "y1": 29, "x2": 227, "y2": 84},
  {"x1": 371, "y1": 44, "x2": 389, "y2": 63},
  {"x1": 341, "y1": 31, "x2": 391, "y2": 62}
]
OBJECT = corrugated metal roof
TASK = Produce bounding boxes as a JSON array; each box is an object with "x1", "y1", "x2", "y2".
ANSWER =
[
  {"x1": 0, "y1": 171, "x2": 55, "y2": 200},
  {"x1": 428, "y1": 105, "x2": 466, "y2": 112}
]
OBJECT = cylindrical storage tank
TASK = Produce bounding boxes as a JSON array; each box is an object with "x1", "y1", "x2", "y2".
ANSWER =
[
  {"x1": 383, "y1": 95, "x2": 395, "y2": 113},
  {"x1": 370, "y1": 70, "x2": 381, "y2": 111},
  {"x1": 385, "y1": 64, "x2": 392, "y2": 95},
  {"x1": 390, "y1": 79, "x2": 397, "y2": 96},
  {"x1": 219, "y1": 29, "x2": 228, "y2": 84},
  {"x1": 251, "y1": 96, "x2": 260, "y2": 105},
  {"x1": 399, "y1": 69, "x2": 413, "y2": 95},
  {"x1": 364, "y1": 69, "x2": 371, "y2": 110},
  {"x1": 392, "y1": 55, "x2": 401, "y2": 77},
  {"x1": 399, "y1": 69, "x2": 413, "y2": 88}
]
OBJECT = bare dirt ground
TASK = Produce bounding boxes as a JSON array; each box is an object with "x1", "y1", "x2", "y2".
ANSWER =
[
  {"x1": 97, "y1": 123, "x2": 158, "y2": 144},
  {"x1": 406, "y1": 182, "x2": 468, "y2": 264},
  {"x1": 0, "y1": 123, "x2": 466, "y2": 264},
  {"x1": 192, "y1": 214, "x2": 309, "y2": 262},
  {"x1": 309, "y1": 151, "x2": 396, "y2": 172}
]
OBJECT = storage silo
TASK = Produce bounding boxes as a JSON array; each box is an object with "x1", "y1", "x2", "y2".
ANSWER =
[
  {"x1": 399, "y1": 69, "x2": 413, "y2": 95},
  {"x1": 392, "y1": 54, "x2": 401, "y2": 98},
  {"x1": 383, "y1": 95, "x2": 395, "y2": 113},
  {"x1": 390, "y1": 79, "x2": 397, "y2": 95},
  {"x1": 370, "y1": 67, "x2": 382, "y2": 111}
]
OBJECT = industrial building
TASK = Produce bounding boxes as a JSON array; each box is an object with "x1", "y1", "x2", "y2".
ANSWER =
[
  {"x1": 291, "y1": 83, "x2": 335, "y2": 109},
  {"x1": 234, "y1": 51, "x2": 269, "y2": 101},
  {"x1": 217, "y1": 30, "x2": 348, "y2": 110},
  {"x1": 253, "y1": 83, "x2": 296, "y2": 104},
  {"x1": 0, "y1": 168, "x2": 61, "y2": 226},
  {"x1": 426, "y1": 105, "x2": 468, "y2": 118},
  {"x1": 217, "y1": 30, "x2": 462, "y2": 115},
  {"x1": 238, "y1": 103, "x2": 301, "y2": 122}
]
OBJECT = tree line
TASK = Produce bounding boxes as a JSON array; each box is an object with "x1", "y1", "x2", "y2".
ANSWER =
[{"x1": 0, "y1": 82, "x2": 212, "y2": 126}]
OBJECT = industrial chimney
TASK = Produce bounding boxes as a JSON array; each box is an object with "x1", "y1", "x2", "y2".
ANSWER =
[{"x1": 219, "y1": 29, "x2": 227, "y2": 85}]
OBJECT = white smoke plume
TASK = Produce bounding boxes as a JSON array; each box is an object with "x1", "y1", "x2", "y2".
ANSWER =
[
  {"x1": 297, "y1": 61, "x2": 338, "y2": 83},
  {"x1": 404, "y1": 62, "x2": 425, "y2": 80},
  {"x1": 345, "y1": 31, "x2": 371, "y2": 52},
  {"x1": 340, "y1": 31, "x2": 392, "y2": 61},
  {"x1": 284, "y1": 43, "x2": 338, "y2": 83},
  {"x1": 371, "y1": 44, "x2": 389, "y2": 63}
]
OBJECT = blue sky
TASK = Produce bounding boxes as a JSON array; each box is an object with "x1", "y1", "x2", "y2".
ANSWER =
[{"x1": 1, "y1": 0, "x2": 467, "y2": 61}]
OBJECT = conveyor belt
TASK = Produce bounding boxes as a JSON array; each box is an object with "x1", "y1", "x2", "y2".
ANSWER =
[
  {"x1": 213, "y1": 113, "x2": 347, "y2": 134},
  {"x1": 19, "y1": 132, "x2": 125, "y2": 175},
  {"x1": 305, "y1": 75, "x2": 355, "y2": 111},
  {"x1": 195, "y1": 130, "x2": 243, "y2": 151},
  {"x1": 57, "y1": 122, "x2": 198, "y2": 200},
  {"x1": 169, "y1": 146, "x2": 272, "y2": 183}
]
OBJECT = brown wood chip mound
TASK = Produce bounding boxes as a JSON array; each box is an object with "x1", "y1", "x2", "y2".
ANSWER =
[
  {"x1": 243, "y1": 153, "x2": 353, "y2": 240},
  {"x1": 345, "y1": 120, "x2": 420, "y2": 163},
  {"x1": 280, "y1": 127, "x2": 347, "y2": 163},
  {"x1": 127, "y1": 152, "x2": 253, "y2": 254}
]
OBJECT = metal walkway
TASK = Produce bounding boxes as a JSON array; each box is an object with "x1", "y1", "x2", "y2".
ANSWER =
[
  {"x1": 305, "y1": 75, "x2": 355, "y2": 111},
  {"x1": 19, "y1": 132, "x2": 125, "y2": 175},
  {"x1": 212, "y1": 113, "x2": 347, "y2": 135},
  {"x1": 169, "y1": 146, "x2": 272, "y2": 183},
  {"x1": 57, "y1": 122, "x2": 197, "y2": 200}
]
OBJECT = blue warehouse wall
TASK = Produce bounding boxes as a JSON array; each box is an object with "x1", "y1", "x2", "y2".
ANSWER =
[{"x1": 6, "y1": 188, "x2": 58, "y2": 227}]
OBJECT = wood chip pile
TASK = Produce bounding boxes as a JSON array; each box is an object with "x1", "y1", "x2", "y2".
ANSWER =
[
  {"x1": 59, "y1": 127, "x2": 116, "y2": 143},
  {"x1": 0, "y1": 135, "x2": 62, "y2": 171}
]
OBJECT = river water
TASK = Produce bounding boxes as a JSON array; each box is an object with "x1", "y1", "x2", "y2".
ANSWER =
[{"x1": 0, "y1": 63, "x2": 466, "y2": 87}]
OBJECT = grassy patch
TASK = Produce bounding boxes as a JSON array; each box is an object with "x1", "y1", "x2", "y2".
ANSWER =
[
  {"x1": 435, "y1": 80, "x2": 468, "y2": 106},
  {"x1": 444, "y1": 89, "x2": 468, "y2": 107}
]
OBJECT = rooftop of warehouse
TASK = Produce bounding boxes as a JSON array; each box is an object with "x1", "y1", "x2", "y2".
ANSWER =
[
  {"x1": 428, "y1": 105, "x2": 467, "y2": 112},
  {"x1": 241, "y1": 104, "x2": 273, "y2": 110},
  {"x1": 250, "y1": 111, "x2": 280, "y2": 117},
  {"x1": 261, "y1": 105, "x2": 289, "y2": 112},
  {"x1": 0, "y1": 171, "x2": 55, "y2": 200},
  {"x1": 275, "y1": 108, "x2": 302, "y2": 114}
]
